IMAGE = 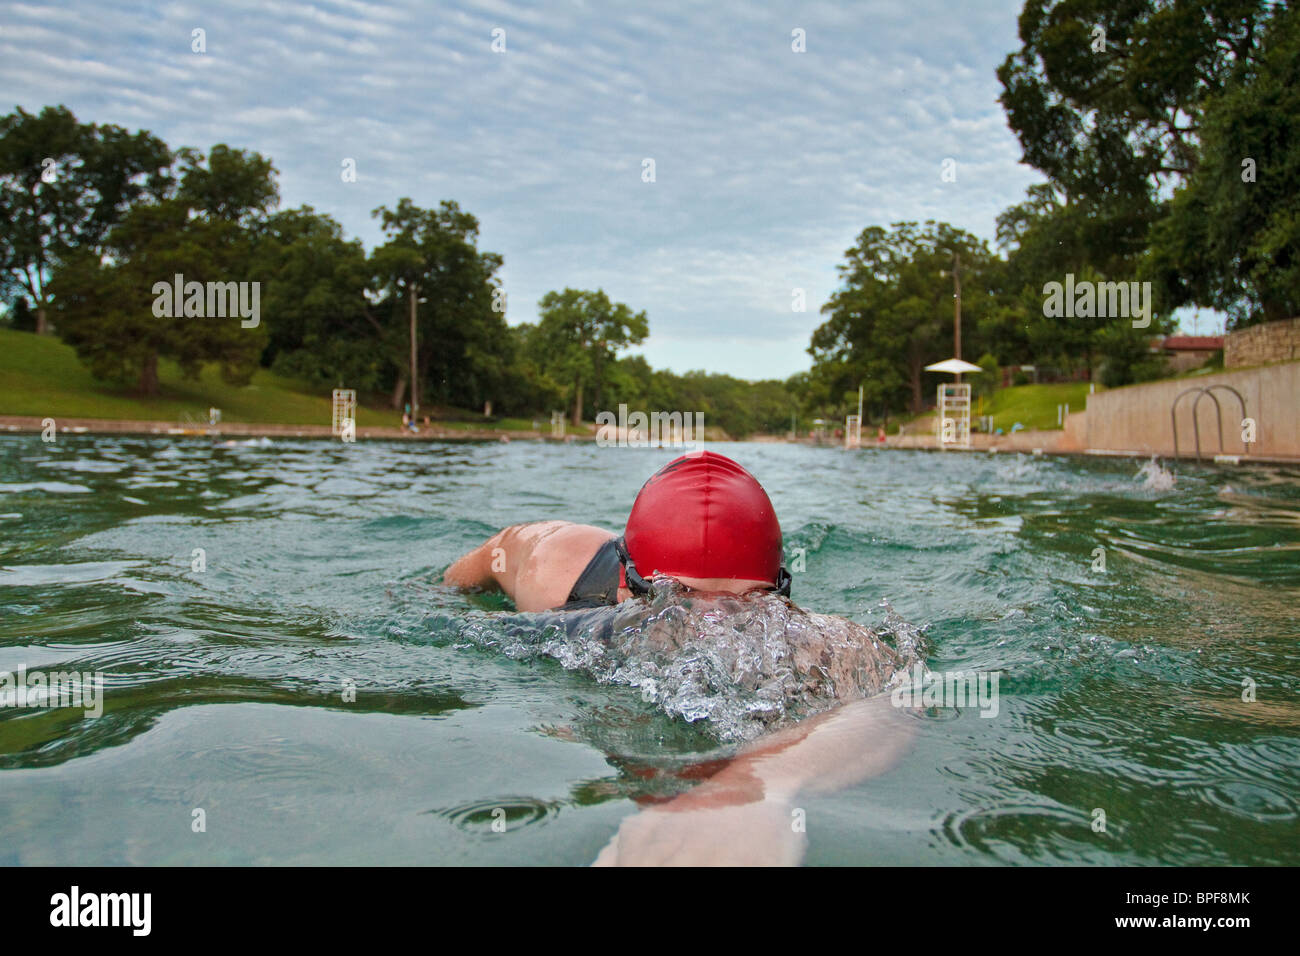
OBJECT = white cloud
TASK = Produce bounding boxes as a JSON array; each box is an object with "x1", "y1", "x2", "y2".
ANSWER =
[{"x1": 3, "y1": 0, "x2": 1043, "y2": 379}]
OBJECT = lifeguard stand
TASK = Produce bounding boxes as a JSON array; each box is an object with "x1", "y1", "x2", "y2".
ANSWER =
[
  {"x1": 332, "y1": 389, "x2": 356, "y2": 442},
  {"x1": 845, "y1": 414, "x2": 862, "y2": 449},
  {"x1": 925, "y1": 358, "x2": 981, "y2": 450},
  {"x1": 937, "y1": 383, "x2": 971, "y2": 448}
]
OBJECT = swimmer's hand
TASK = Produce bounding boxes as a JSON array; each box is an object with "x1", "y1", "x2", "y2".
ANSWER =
[
  {"x1": 593, "y1": 791, "x2": 804, "y2": 867},
  {"x1": 592, "y1": 694, "x2": 915, "y2": 867}
]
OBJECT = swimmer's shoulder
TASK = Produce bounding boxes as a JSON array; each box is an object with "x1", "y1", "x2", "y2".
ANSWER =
[{"x1": 511, "y1": 523, "x2": 617, "y2": 612}]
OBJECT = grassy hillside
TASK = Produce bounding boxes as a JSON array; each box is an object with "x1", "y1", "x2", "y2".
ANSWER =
[
  {"x1": 888, "y1": 381, "x2": 1098, "y2": 435},
  {"x1": 0, "y1": 328, "x2": 1105, "y2": 434},
  {"x1": 981, "y1": 381, "x2": 1096, "y2": 432},
  {"x1": 0, "y1": 328, "x2": 397, "y2": 426}
]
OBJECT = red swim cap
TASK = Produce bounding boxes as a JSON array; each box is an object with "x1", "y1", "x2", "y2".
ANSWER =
[{"x1": 624, "y1": 450, "x2": 782, "y2": 585}]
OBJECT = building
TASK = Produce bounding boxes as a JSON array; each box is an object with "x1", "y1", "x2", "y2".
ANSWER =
[{"x1": 1159, "y1": 335, "x2": 1223, "y2": 373}]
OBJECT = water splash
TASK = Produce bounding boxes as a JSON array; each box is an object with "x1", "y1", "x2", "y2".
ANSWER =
[
  {"x1": 1137, "y1": 456, "x2": 1176, "y2": 490},
  {"x1": 439, "y1": 581, "x2": 927, "y2": 742}
]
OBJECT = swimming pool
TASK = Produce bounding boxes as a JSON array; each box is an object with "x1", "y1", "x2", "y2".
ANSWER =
[{"x1": 1, "y1": 436, "x2": 1297, "y2": 865}]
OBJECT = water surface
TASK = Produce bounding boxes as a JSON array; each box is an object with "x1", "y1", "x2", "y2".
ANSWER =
[{"x1": 1, "y1": 436, "x2": 1297, "y2": 865}]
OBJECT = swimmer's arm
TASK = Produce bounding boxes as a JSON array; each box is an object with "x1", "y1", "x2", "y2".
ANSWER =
[
  {"x1": 658, "y1": 694, "x2": 917, "y2": 809},
  {"x1": 593, "y1": 695, "x2": 915, "y2": 866},
  {"x1": 727, "y1": 692, "x2": 916, "y2": 801},
  {"x1": 442, "y1": 526, "x2": 523, "y2": 592},
  {"x1": 444, "y1": 521, "x2": 586, "y2": 612}
]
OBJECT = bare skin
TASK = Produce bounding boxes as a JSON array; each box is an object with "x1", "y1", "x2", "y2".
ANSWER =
[
  {"x1": 445, "y1": 521, "x2": 916, "y2": 864},
  {"x1": 592, "y1": 692, "x2": 916, "y2": 866},
  {"x1": 443, "y1": 521, "x2": 771, "y2": 611}
]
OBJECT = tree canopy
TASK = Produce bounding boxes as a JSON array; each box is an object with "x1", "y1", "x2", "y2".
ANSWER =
[
  {"x1": 49, "y1": 146, "x2": 273, "y2": 394},
  {"x1": 0, "y1": 105, "x2": 171, "y2": 335}
]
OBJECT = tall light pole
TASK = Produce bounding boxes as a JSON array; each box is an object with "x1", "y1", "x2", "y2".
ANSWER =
[
  {"x1": 952, "y1": 249, "x2": 962, "y2": 365},
  {"x1": 409, "y1": 283, "x2": 419, "y2": 419},
  {"x1": 941, "y1": 250, "x2": 964, "y2": 381}
]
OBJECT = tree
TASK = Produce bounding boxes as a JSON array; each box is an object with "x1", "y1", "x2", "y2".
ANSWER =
[
  {"x1": 254, "y1": 206, "x2": 385, "y2": 390},
  {"x1": 998, "y1": 1, "x2": 1279, "y2": 198},
  {"x1": 812, "y1": 222, "x2": 1001, "y2": 415},
  {"x1": 997, "y1": 1, "x2": 1287, "y2": 313},
  {"x1": 990, "y1": 190, "x2": 1173, "y2": 377},
  {"x1": 48, "y1": 147, "x2": 274, "y2": 395},
  {"x1": 176, "y1": 144, "x2": 278, "y2": 223},
  {"x1": 370, "y1": 199, "x2": 507, "y2": 412},
  {"x1": 0, "y1": 105, "x2": 171, "y2": 334},
  {"x1": 1145, "y1": 6, "x2": 1300, "y2": 327},
  {"x1": 534, "y1": 288, "x2": 648, "y2": 425}
]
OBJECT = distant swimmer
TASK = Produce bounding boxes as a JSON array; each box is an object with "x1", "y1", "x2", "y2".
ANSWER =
[{"x1": 444, "y1": 449, "x2": 790, "y2": 612}]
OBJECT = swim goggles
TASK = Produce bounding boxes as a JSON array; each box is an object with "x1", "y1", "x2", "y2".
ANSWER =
[{"x1": 614, "y1": 536, "x2": 792, "y2": 599}]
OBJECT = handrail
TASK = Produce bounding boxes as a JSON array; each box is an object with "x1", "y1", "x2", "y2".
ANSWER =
[{"x1": 1171, "y1": 384, "x2": 1250, "y2": 461}]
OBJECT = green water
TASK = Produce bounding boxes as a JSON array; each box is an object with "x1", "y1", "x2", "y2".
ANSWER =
[{"x1": 1, "y1": 436, "x2": 1297, "y2": 865}]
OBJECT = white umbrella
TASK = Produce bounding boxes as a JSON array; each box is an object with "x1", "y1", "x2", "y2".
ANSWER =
[{"x1": 925, "y1": 358, "x2": 983, "y2": 375}]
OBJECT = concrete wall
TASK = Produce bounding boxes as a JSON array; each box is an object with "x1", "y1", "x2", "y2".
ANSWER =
[
  {"x1": 1225, "y1": 317, "x2": 1300, "y2": 368},
  {"x1": 1060, "y1": 361, "x2": 1299, "y2": 459}
]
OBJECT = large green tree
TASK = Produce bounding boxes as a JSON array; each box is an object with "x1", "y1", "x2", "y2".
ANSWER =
[
  {"x1": 370, "y1": 199, "x2": 507, "y2": 412},
  {"x1": 997, "y1": 1, "x2": 1288, "y2": 335},
  {"x1": 1145, "y1": 6, "x2": 1300, "y2": 327},
  {"x1": 813, "y1": 222, "x2": 1001, "y2": 415},
  {"x1": 533, "y1": 288, "x2": 648, "y2": 425},
  {"x1": 0, "y1": 105, "x2": 171, "y2": 334},
  {"x1": 48, "y1": 146, "x2": 274, "y2": 395},
  {"x1": 255, "y1": 206, "x2": 385, "y2": 390},
  {"x1": 999, "y1": 1, "x2": 1278, "y2": 198},
  {"x1": 987, "y1": 184, "x2": 1174, "y2": 378}
]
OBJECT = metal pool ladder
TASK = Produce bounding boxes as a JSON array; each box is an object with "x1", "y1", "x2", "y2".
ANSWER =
[{"x1": 1170, "y1": 384, "x2": 1250, "y2": 461}]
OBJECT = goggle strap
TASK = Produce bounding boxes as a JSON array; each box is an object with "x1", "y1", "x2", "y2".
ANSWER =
[{"x1": 616, "y1": 536, "x2": 792, "y2": 600}]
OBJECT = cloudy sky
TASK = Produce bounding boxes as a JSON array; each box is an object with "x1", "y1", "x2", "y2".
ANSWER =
[{"x1": 0, "y1": 0, "x2": 1220, "y2": 378}]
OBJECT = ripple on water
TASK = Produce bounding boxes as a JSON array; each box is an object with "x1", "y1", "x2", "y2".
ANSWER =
[
  {"x1": 0, "y1": 560, "x2": 144, "y2": 587},
  {"x1": 0, "y1": 482, "x2": 91, "y2": 494},
  {"x1": 939, "y1": 801, "x2": 1099, "y2": 863},
  {"x1": 1196, "y1": 780, "x2": 1298, "y2": 823},
  {"x1": 433, "y1": 797, "x2": 560, "y2": 833}
]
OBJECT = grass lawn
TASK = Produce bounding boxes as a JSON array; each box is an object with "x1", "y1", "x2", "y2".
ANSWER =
[
  {"x1": 1, "y1": 327, "x2": 392, "y2": 427},
  {"x1": 981, "y1": 381, "x2": 1096, "y2": 432},
  {"x1": 879, "y1": 381, "x2": 1098, "y2": 435},
  {"x1": 1, "y1": 328, "x2": 1109, "y2": 435}
]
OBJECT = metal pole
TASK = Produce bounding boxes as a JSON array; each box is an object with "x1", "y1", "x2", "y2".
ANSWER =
[
  {"x1": 952, "y1": 250, "x2": 962, "y2": 379},
  {"x1": 409, "y1": 283, "x2": 419, "y2": 419}
]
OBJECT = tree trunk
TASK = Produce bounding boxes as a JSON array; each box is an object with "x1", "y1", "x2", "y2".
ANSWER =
[
  {"x1": 572, "y1": 375, "x2": 583, "y2": 427},
  {"x1": 392, "y1": 376, "x2": 407, "y2": 411},
  {"x1": 35, "y1": 305, "x2": 48, "y2": 336},
  {"x1": 910, "y1": 363, "x2": 923, "y2": 415},
  {"x1": 137, "y1": 351, "x2": 159, "y2": 397},
  {"x1": 592, "y1": 342, "x2": 605, "y2": 413}
]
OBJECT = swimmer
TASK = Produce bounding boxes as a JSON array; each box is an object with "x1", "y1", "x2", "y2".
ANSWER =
[
  {"x1": 443, "y1": 450, "x2": 790, "y2": 612},
  {"x1": 443, "y1": 449, "x2": 916, "y2": 865}
]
